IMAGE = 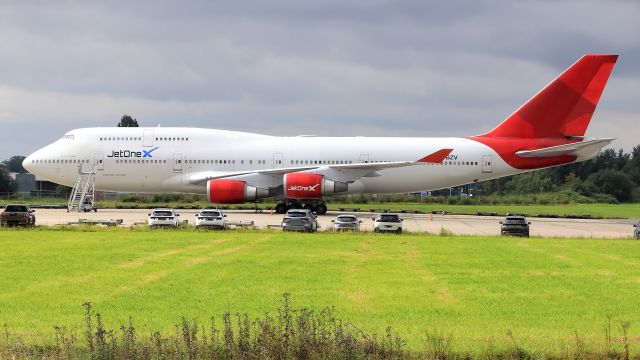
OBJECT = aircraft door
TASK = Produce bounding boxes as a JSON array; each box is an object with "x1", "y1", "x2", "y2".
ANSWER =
[
  {"x1": 173, "y1": 153, "x2": 182, "y2": 172},
  {"x1": 143, "y1": 129, "x2": 154, "y2": 147},
  {"x1": 359, "y1": 154, "x2": 370, "y2": 163},
  {"x1": 482, "y1": 155, "x2": 493, "y2": 173},
  {"x1": 273, "y1": 153, "x2": 283, "y2": 168},
  {"x1": 94, "y1": 153, "x2": 104, "y2": 171}
]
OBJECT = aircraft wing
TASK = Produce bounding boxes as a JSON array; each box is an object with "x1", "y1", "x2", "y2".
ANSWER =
[
  {"x1": 188, "y1": 148, "x2": 453, "y2": 186},
  {"x1": 515, "y1": 138, "x2": 614, "y2": 158}
]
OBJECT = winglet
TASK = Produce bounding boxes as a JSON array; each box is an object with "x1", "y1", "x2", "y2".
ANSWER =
[{"x1": 417, "y1": 149, "x2": 453, "y2": 163}]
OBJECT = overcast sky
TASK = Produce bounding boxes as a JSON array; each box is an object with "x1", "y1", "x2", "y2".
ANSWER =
[{"x1": 0, "y1": 0, "x2": 638, "y2": 160}]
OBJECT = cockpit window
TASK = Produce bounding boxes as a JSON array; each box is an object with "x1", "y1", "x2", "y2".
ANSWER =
[{"x1": 62, "y1": 134, "x2": 74, "y2": 140}]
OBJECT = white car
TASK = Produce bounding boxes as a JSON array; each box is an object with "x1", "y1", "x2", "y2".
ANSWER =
[
  {"x1": 195, "y1": 209, "x2": 227, "y2": 229},
  {"x1": 148, "y1": 208, "x2": 180, "y2": 228},
  {"x1": 372, "y1": 214, "x2": 403, "y2": 234}
]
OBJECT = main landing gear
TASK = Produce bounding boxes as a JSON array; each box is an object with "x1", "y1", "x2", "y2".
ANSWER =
[{"x1": 275, "y1": 199, "x2": 328, "y2": 215}]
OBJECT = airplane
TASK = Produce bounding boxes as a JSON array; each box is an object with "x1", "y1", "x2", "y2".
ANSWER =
[{"x1": 23, "y1": 54, "x2": 618, "y2": 214}]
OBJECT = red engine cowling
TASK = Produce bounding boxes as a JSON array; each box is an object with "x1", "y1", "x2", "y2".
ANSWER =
[
  {"x1": 207, "y1": 179, "x2": 268, "y2": 204},
  {"x1": 283, "y1": 173, "x2": 348, "y2": 199}
]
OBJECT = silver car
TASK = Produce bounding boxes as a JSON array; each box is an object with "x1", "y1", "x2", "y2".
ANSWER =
[
  {"x1": 282, "y1": 209, "x2": 318, "y2": 232},
  {"x1": 331, "y1": 215, "x2": 361, "y2": 231},
  {"x1": 634, "y1": 222, "x2": 640, "y2": 240}
]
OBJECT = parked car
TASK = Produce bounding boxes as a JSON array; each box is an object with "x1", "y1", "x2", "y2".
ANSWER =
[
  {"x1": 634, "y1": 222, "x2": 640, "y2": 240},
  {"x1": 147, "y1": 208, "x2": 180, "y2": 228},
  {"x1": 0, "y1": 204, "x2": 36, "y2": 227},
  {"x1": 500, "y1": 216, "x2": 530, "y2": 237},
  {"x1": 282, "y1": 209, "x2": 319, "y2": 232},
  {"x1": 331, "y1": 215, "x2": 362, "y2": 231},
  {"x1": 195, "y1": 209, "x2": 227, "y2": 229},
  {"x1": 372, "y1": 214, "x2": 403, "y2": 234}
]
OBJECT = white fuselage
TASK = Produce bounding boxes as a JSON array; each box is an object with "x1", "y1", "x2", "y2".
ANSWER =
[{"x1": 24, "y1": 127, "x2": 527, "y2": 195}]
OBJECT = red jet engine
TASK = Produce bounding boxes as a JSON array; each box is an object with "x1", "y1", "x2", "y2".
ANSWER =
[
  {"x1": 207, "y1": 179, "x2": 268, "y2": 204},
  {"x1": 283, "y1": 173, "x2": 348, "y2": 199}
]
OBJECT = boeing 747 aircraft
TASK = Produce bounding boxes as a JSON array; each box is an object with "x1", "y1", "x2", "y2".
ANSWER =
[{"x1": 23, "y1": 54, "x2": 618, "y2": 214}]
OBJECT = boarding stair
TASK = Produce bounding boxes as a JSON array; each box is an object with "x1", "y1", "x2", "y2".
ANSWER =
[{"x1": 67, "y1": 168, "x2": 96, "y2": 212}]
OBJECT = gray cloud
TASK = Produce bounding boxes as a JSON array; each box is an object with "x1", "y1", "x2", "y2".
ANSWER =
[{"x1": 0, "y1": 0, "x2": 638, "y2": 160}]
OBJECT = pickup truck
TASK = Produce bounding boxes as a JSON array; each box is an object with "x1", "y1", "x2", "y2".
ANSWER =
[{"x1": 1, "y1": 204, "x2": 36, "y2": 227}]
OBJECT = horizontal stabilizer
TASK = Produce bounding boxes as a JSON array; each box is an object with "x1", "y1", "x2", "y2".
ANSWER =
[{"x1": 515, "y1": 138, "x2": 614, "y2": 158}]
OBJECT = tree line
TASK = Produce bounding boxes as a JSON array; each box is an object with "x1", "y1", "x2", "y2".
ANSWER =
[{"x1": 476, "y1": 145, "x2": 640, "y2": 203}]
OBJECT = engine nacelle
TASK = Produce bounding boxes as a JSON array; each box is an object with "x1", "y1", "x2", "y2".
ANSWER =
[
  {"x1": 283, "y1": 173, "x2": 348, "y2": 199},
  {"x1": 207, "y1": 179, "x2": 269, "y2": 204}
]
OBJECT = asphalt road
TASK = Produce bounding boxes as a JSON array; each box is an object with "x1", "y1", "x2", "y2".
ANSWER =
[{"x1": 23, "y1": 208, "x2": 639, "y2": 239}]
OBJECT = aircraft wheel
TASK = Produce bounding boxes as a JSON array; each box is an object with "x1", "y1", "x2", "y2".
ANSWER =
[
  {"x1": 315, "y1": 204, "x2": 327, "y2": 215},
  {"x1": 275, "y1": 203, "x2": 287, "y2": 214}
]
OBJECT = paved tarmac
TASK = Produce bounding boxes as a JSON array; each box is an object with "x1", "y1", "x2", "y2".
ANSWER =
[{"x1": 26, "y1": 208, "x2": 639, "y2": 239}]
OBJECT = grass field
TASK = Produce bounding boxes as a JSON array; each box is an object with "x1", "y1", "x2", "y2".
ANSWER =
[{"x1": 1, "y1": 228, "x2": 640, "y2": 354}]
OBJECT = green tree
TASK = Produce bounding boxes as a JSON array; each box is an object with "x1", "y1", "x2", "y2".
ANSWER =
[
  {"x1": 0, "y1": 167, "x2": 16, "y2": 193},
  {"x1": 2, "y1": 155, "x2": 27, "y2": 173},
  {"x1": 117, "y1": 114, "x2": 139, "y2": 127},
  {"x1": 623, "y1": 145, "x2": 640, "y2": 185},
  {"x1": 502, "y1": 171, "x2": 554, "y2": 194},
  {"x1": 585, "y1": 169, "x2": 635, "y2": 202}
]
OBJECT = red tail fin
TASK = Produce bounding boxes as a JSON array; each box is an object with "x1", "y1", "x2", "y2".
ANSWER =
[{"x1": 481, "y1": 54, "x2": 618, "y2": 139}]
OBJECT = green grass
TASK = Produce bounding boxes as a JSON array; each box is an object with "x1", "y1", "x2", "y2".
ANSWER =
[{"x1": 1, "y1": 228, "x2": 640, "y2": 354}]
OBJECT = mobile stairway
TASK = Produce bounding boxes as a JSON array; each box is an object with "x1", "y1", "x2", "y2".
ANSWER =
[{"x1": 67, "y1": 168, "x2": 96, "y2": 212}]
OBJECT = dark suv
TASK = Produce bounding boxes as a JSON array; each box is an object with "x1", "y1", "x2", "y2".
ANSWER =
[
  {"x1": 500, "y1": 216, "x2": 530, "y2": 237},
  {"x1": 1, "y1": 204, "x2": 36, "y2": 227}
]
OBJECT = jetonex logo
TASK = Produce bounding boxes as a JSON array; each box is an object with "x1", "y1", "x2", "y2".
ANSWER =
[
  {"x1": 288, "y1": 184, "x2": 319, "y2": 192},
  {"x1": 107, "y1": 147, "x2": 159, "y2": 158}
]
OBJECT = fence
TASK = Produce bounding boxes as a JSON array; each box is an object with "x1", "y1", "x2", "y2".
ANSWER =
[{"x1": 0, "y1": 191, "x2": 69, "y2": 202}]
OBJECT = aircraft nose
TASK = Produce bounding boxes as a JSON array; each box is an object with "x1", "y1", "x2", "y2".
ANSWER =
[{"x1": 22, "y1": 154, "x2": 33, "y2": 173}]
